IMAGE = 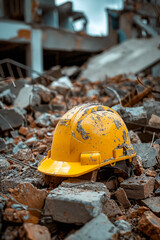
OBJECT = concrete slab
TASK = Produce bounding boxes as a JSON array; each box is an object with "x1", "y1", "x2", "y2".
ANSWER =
[{"x1": 65, "y1": 213, "x2": 118, "y2": 240}]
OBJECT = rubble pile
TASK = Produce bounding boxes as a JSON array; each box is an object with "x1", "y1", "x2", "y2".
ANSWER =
[{"x1": 0, "y1": 62, "x2": 160, "y2": 240}]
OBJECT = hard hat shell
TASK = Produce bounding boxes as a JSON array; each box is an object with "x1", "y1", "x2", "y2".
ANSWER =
[{"x1": 38, "y1": 104, "x2": 136, "y2": 177}]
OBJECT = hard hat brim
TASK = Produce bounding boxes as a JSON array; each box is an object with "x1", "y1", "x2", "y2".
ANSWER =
[{"x1": 38, "y1": 157, "x2": 100, "y2": 177}]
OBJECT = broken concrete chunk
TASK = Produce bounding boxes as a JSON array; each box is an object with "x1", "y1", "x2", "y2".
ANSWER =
[
  {"x1": 0, "y1": 79, "x2": 26, "y2": 97},
  {"x1": 14, "y1": 85, "x2": 41, "y2": 109},
  {"x1": 141, "y1": 197, "x2": 160, "y2": 217},
  {"x1": 0, "y1": 138, "x2": 6, "y2": 152},
  {"x1": 50, "y1": 76, "x2": 73, "y2": 95},
  {"x1": 19, "y1": 223, "x2": 51, "y2": 240},
  {"x1": 35, "y1": 113, "x2": 56, "y2": 127},
  {"x1": 0, "y1": 156, "x2": 10, "y2": 171},
  {"x1": 133, "y1": 143, "x2": 158, "y2": 168},
  {"x1": 101, "y1": 179, "x2": 118, "y2": 190},
  {"x1": 33, "y1": 84, "x2": 52, "y2": 103},
  {"x1": 0, "y1": 89, "x2": 16, "y2": 105},
  {"x1": 149, "y1": 114, "x2": 160, "y2": 128},
  {"x1": 143, "y1": 99, "x2": 160, "y2": 119},
  {"x1": 103, "y1": 199, "x2": 122, "y2": 218},
  {"x1": 44, "y1": 186, "x2": 107, "y2": 224},
  {"x1": 65, "y1": 213, "x2": 118, "y2": 240},
  {"x1": 112, "y1": 105, "x2": 148, "y2": 124},
  {"x1": 120, "y1": 174, "x2": 154, "y2": 200},
  {"x1": 62, "y1": 66, "x2": 81, "y2": 78},
  {"x1": 138, "y1": 211, "x2": 160, "y2": 240},
  {"x1": 0, "y1": 108, "x2": 23, "y2": 131},
  {"x1": 114, "y1": 220, "x2": 131, "y2": 236},
  {"x1": 114, "y1": 188, "x2": 131, "y2": 209}
]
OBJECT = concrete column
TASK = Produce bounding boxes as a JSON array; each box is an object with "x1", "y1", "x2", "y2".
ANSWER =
[
  {"x1": 24, "y1": 0, "x2": 32, "y2": 23},
  {"x1": 26, "y1": 28, "x2": 43, "y2": 78}
]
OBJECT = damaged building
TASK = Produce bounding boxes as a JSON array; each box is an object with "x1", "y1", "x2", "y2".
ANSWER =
[{"x1": 0, "y1": 0, "x2": 160, "y2": 240}]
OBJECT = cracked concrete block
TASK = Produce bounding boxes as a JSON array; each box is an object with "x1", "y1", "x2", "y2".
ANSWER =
[
  {"x1": 141, "y1": 197, "x2": 160, "y2": 217},
  {"x1": 120, "y1": 174, "x2": 155, "y2": 200},
  {"x1": 44, "y1": 186, "x2": 107, "y2": 224},
  {"x1": 65, "y1": 213, "x2": 118, "y2": 240},
  {"x1": 133, "y1": 143, "x2": 158, "y2": 168}
]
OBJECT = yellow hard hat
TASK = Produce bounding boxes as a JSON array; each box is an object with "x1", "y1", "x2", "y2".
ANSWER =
[{"x1": 38, "y1": 104, "x2": 136, "y2": 177}]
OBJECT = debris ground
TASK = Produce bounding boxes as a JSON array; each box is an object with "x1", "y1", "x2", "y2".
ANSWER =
[{"x1": 0, "y1": 48, "x2": 160, "y2": 240}]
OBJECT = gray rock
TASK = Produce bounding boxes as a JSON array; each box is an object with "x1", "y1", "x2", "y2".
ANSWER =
[
  {"x1": 0, "y1": 156, "x2": 10, "y2": 171},
  {"x1": 112, "y1": 105, "x2": 148, "y2": 124},
  {"x1": 114, "y1": 220, "x2": 131, "y2": 236},
  {"x1": 35, "y1": 113, "x2": 56, "y2": 127},
  {"x1": 0, "y1": 108, "x2": 23, "y2": 131},
  {"x1": 0, "y1": 89, "x2": 16, "y2": 105},
  {"x1": 50, "y1": 76, "x2": 73, "y2": 95},
  {"x1": 14, "y1": 85, "x2": 41, "y2": 109},
  {"x1": 44, "y1": 186, "x2": 107, "y2": 224},
  {"x1": 0, "y1": 138, "x2": 6, "y2": 152},
  {"x1": 133, "y1": 143, "x2": 158, "y2": 168},
  {"x1": 65, "y1": 213, "x2": 118, "y2": 240}
]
